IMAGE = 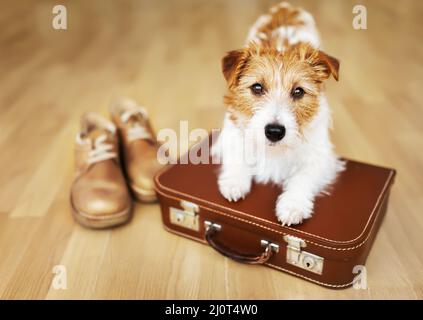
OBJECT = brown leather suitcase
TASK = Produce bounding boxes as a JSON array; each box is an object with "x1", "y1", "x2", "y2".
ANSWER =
[{"x1": 154, "y1": 136, "x2": 396, "y2": 289}]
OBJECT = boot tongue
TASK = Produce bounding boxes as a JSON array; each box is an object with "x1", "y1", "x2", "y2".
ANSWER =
[
  {"x1": 87, "y1": 128, "x2": 113, "y2": 148},
  {"x1": 125, "y1": 114, "x2": 143, "y2": 126},
  {"x1": 88, "y1": 128, "x2": 106, "y2": 140},
  {"x1": 120, "y1": 109, "x2": 147, "y2": 126}
]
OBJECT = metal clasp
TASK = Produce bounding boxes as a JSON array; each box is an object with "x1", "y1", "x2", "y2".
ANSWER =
[
  {"x1": 283, "y1": 235, "x2": 324, "y2": 275},
  {"x1": 204, "y1": 220, "x2": 221, "y2": 231},
  {"x1": 169, "y1": 200, "x2": 200, "y2": 231},
  {"x1": 260, "y1": 240, "x2": 280, "y2": 253}
]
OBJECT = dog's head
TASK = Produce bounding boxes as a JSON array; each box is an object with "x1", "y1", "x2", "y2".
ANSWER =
[{"x1": 222, "y1": 42, "x2": 339, "y2": 146}]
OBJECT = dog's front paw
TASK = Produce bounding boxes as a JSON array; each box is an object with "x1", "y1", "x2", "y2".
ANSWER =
[
  {"x1": 218, "y1": 174, "x2": 251, "y2": 202},
  {"x1": 276, "y1": 193, "x2": 313, "y2": 226}
]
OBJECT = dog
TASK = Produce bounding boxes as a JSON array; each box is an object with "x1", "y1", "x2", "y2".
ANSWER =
[{"x1": 212, "y1": 1, "x2": 344, "y2": 226}]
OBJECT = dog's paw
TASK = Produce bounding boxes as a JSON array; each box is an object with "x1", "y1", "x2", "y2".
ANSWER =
[
  {"x1": 218, "y1": 174, "x2": 251, "y2": 202},
  {"x1": 276, "y1": 193, "x2": 313, "y2": 226}
]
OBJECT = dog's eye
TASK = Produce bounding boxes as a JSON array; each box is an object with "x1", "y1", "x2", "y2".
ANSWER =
[
  {"x1": 291, "y1": 87, "x2": 305, "y2": 99},
  {"x1": 250, "y1": 83, "x2": 264, "y2": 96}
]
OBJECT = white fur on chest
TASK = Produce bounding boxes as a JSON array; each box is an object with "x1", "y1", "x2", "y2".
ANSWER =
[
  {"x1": 227, "y1": 95, "x2": 336, "y2": 187},
  {"x1": 253, "y1": 144, "x2": 305, "y2": 185}
]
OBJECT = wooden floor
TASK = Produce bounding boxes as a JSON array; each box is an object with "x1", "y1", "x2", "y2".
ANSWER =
[{"x1": 0, "y1": 0, "x2": 422, "y2": 299}]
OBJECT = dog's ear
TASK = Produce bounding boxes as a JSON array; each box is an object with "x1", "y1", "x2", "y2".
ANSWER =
[
  {"x1": 317, "y1": 51, "x2": 340, "y2": 81},
  {"x1": 222, "y1": 49, "x2": 250, "y2": 87},
  {"x1": 298, "y1": 43, "x2": 340, "y2": 81}
]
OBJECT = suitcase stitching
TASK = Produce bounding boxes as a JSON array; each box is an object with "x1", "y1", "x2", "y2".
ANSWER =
[
  {"x1": 155, "y1": 187, "x2": 388, "y2": 251},
  {"x1": 162, "y1": 223, "x2": 354, "y2": 288},
  {"x1": 155, "y1": 169, "x2": 394, "y2": 248}
]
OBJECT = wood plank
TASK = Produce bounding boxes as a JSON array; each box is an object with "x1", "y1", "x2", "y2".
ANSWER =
[{"x1": 0, "y1": 0, "x2": 421, "y2": 299}]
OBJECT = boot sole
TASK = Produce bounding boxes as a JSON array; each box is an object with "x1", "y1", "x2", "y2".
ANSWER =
[{"x1": 71, "y1": 200, "x2": 132, "y2": 229}]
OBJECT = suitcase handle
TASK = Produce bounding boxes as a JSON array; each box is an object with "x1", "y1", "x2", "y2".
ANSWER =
[{"x1": 204, "y1": 221, "x2": 276, "y2": 265}]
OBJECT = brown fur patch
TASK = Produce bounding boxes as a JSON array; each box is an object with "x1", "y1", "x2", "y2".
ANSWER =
[
  {"x1": 255, "y1": 3, "x2": 307, "y2": 49},
  {"x1": 221, "y1": 42, "x2": 339, "y2": 130},
  {"x1": 259, "y1": 4, "x2": 304, "y2": 33},
  {"x1": 222, "y1": 49, "x2": 251, "y2": 89},
  {"x1": 228, "y1": 111, "x2": 238, "y2": 123}
]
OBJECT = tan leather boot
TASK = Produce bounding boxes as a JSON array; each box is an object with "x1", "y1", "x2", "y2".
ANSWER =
[
  {"x1": 110, "y1": 99, "x2": 163, "y2": 202},
  {"x1": 70, "y1": 113, "x2": 132, "y2": 229}
]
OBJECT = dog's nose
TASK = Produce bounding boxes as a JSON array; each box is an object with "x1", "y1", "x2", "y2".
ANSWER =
[{"x1": 264, "y1": 124, "x2": 286, "y2": 142}]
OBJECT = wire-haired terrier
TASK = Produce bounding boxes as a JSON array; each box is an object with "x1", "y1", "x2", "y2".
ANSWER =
[{"x1": 213, "y1": 2, "x2": 344, "y2": 226}]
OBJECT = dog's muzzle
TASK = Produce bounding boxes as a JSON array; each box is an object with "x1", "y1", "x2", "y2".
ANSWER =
[{"x1": 264, "y1": 124, "x2": 286, "y2": 142}]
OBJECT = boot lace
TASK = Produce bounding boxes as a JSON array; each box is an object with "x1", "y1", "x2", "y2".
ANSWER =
[{"x1": 86, "y1": 134, "x2": 117, "y2": 165}]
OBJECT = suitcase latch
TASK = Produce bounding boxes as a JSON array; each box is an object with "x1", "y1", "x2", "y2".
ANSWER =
[
  {"x1": 169, "y1": 200, "x2": 200, "y2": 231},
  {"x1": 283, "y1": 235, "x2": 324, "y2": 275}
]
